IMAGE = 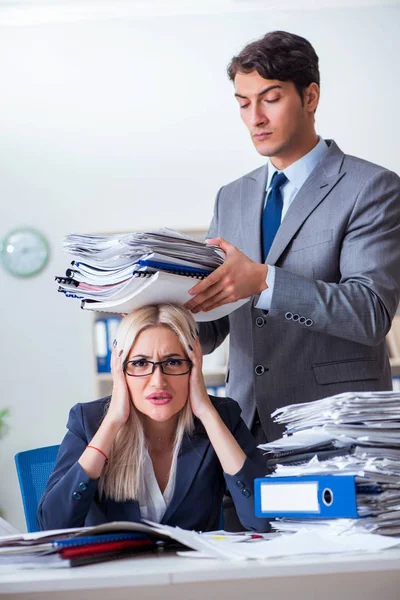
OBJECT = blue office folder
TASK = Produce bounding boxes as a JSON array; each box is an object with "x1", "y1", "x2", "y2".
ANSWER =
[
  {"x1": 106, "y1": 316, "x2": 121, "y2": 371},
  {"x1": 254, "y1": 475, "x2": 359, "y2": 519},
  {"x1": 94, "y1": 316, "x2": 121, "y2": 373},
  {"x1": 137, "y1": 259, "x2": 211, "y2": 276},
  {"x1": 94, "y1": 318, "x2": 108, "y2": 373}
]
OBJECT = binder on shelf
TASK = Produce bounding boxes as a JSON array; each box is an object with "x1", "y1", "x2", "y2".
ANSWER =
[
  {"x1": 94, "y1": 316, "x2": 121, "y2": 374},
  {"x1": 254, "y1": 475, "x2": 359, "y2": 519},
  {"x1": 94, "y1": 318, "x2": 108, "y2": 373},
  {"x1": 106, "y1": 316, "x2": 121, "y2": 364}
]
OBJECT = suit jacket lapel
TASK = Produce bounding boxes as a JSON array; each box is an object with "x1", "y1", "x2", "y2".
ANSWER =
[
  {"x1": 162, "y1": 426, "x2": 210, "y2": 523},
  {"x1": 267, "y1": 140, "x2": 346, "y2": 265},
  {"x1": 240, "y1": 164, "x2": 269, "y2": 263}
]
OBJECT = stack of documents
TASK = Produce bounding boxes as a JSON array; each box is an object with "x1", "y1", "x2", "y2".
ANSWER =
[
  {"x1": 56, "y1": 229, "x2": 249, "y2": 321},
  {"x1": 0, "y1": 522, "x2": 162, "y2": 569},
  {"x1": 1, "y1": 519, "x2": 399, "y2": 567},
  {"x1": 256, "y1": 392, "x2": 400, "y2": 536}
]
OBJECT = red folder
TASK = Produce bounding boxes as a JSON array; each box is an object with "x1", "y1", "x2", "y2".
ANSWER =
[{"x1": 60, "y1": 538, "x2": 153, "y2": 559}]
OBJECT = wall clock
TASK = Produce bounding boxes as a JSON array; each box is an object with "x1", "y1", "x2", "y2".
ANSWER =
[{"x1": 0, "y1": 228, "x2": 50, "y2": 277}]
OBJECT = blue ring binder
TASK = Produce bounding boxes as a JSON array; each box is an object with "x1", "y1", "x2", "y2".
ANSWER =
[{"x1": 254, "y1": 475, "x2": 360, "y2": 519}]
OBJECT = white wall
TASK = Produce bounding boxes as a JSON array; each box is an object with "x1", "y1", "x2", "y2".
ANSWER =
[{"x1": 0, "y1": 2, "x2": 399, "y2": 530}]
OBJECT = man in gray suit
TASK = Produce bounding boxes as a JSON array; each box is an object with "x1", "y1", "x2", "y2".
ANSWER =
[{"x1": 186, "y1": 31, "x2": 400, "y2": 443}]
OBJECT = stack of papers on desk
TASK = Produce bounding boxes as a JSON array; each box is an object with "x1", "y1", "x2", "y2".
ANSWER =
[
  {"x1": 258, "y1": 391, "x2": 400, "y2": 536},
  {"x1": 56, "y1": 228, "x2": 249, "y2": 321},
  {"x1": 1, "y1": 519, "x2": 399, "y2": 567},
  {"x1": 0, "y1": 521, "x2": 164, "y2": 569}
]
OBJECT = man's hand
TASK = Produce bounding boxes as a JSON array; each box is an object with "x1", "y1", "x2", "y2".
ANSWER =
[{"x1": 185, "y1": 237, "x2": 268, "y2": 313}]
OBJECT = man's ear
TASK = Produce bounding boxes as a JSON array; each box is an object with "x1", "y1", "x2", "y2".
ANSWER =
[{"x1": 305, "y1": 82, "x2": 320, "y2": 113}]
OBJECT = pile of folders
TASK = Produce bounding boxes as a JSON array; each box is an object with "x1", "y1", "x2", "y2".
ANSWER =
[
  {"x1": 256, "y1": 391, "x2": 400, "y2": 536},
  {"x1": 55, "y1": 228, "x2": 248, "y2": 321},
  {"x1": 0, "y1": 522, "x2": 175, "y2": 568}
]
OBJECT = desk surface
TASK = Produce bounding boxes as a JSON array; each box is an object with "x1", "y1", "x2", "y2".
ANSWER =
[{"x1": 1, "y1": 548, "x2": 400, "y2": 600}]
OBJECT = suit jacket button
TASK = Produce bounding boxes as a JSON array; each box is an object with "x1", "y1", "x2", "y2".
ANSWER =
[
  {"x1": 241, "y1": 489, "x2": 251, "y2": 498},
  {"x1": 305, "y1": 319, "x2": 313, "y2": 326},
  {"x1": 299, "y1": 316, "x2": 306, "y2": 324},
  {"x1": 72, "y1": 492, "x2": 82, "y2": 501},
  {"x1": 254, "y1": 365, "x2": 265, "y2": 375},
  {"x1": 236, "y1": 480, "x2": 245, "y2": 489},
  {"x1": 285, "y1": 312, "x2": 293, "y2": 320},
  {"x1": 256, "y1": 316, "x2": 265, "y2": 328},
  {"x1": 79, "y1": 482, "x2": 88, "y2": 491},
  {"x1": 292, "y1": 313, "x2": 300, "y2": 321}
]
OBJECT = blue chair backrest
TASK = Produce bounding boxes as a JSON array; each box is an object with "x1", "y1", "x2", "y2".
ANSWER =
[{"x1": 14, "y1": 445, "x2": 60, "y2": 533}]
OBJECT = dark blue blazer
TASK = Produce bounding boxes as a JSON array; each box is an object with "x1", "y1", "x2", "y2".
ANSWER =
[{"x1": 38, "y1": 396, "x2": 271, "y2": 532}]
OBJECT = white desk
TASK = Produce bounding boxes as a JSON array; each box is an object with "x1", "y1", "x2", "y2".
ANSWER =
[{"x1": 1, "y1": 548, "x2": 400, "y2": 600}]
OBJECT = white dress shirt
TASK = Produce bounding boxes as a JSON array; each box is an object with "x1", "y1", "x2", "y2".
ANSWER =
[
  {"x1": 256, "y1": 136, "x2": 329, "y2": 310},
  {"x1": 138, "y1": 449, "x2": 176, "y2": 523}
]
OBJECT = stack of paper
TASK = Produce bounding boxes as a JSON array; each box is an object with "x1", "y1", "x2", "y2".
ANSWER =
[
  {"x1": 259, "y1": 392, "x2": 400, "y2": 536},
  {"x1": 56, "y1": 228, "x2": 249, "y2": 321},
  {"x1": 0, "y1": 521, "x2": 174, "y2": 569},
  {"x1": 1, "y1": 519, "x2": 399, "y2": 567}
]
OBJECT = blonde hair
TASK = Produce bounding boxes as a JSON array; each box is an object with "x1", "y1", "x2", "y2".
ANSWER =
[{"x1": 99, "y1": 304, "x2": 196, "y2": 501}]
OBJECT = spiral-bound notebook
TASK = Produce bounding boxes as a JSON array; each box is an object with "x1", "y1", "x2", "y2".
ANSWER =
[{"x1": 81, "y1": 270, "x2": 249, "y2": 321}]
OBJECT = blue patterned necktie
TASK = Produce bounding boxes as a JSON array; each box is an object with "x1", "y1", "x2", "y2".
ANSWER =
[{"x1": 262, "y1": 172, "x2": 288, "y2": 262}]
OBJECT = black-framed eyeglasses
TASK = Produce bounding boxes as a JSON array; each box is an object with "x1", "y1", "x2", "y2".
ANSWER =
[{"x1": 123, "y1": 358, "x2": 193, "y2": 377}]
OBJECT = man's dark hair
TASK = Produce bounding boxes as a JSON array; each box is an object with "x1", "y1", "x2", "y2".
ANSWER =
[{"x1": 227, "y1": 31, "x2": 320, "y2": 100}]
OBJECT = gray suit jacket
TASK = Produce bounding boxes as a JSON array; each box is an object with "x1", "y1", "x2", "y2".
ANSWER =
[{"x1": 200, "y1": 140, "x2": 400, "y2": 441}]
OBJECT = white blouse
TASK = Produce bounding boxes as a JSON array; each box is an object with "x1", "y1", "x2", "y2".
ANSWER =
[{"x1": 137, "y1": 449, "x2": 176, "y2": 523}]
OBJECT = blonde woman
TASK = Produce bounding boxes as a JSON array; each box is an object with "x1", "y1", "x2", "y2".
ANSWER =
[{"x1": 38, "y1": 304, "x2": 270, "y2": 532}]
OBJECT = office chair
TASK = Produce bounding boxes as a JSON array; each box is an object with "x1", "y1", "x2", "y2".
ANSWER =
[{"x1": 14, "y1": 444, "x2": 60, "y2": 533}]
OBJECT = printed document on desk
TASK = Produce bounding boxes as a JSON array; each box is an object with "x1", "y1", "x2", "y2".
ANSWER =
[
  {"x1": 1, "y1": 519, "x2": 400, "y2": 567},
  {"x1": 143, "y1": 521, "x2": 400, "y2": 560}
]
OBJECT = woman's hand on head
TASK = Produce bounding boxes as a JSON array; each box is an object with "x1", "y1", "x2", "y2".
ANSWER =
[
  {"x1": 188, "y1": 336, "x2": 214, "y2": 420},
  {"x1": 106, "y1": 343, "x2": 131, "y2": 428}
]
